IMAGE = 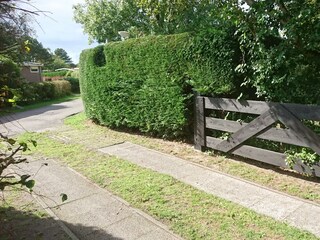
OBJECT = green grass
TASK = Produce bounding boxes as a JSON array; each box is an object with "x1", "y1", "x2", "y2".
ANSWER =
[
  {"x1": 61, "y1": 113, "x2": 320, "y2": 204},
  {"x1": 0, "y1": 94, "x2": 80, "y2": 115},
  {"x1": 18, "y1": 132, "x2": 320, "y2": 240}
]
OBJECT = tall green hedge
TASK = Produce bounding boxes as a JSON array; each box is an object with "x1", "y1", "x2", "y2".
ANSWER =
[{"x1": 79, "y1": 30, "x2": 240, "y2": 138}]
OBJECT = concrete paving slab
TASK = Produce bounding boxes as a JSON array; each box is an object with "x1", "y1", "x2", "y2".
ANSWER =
[
  {"x1": 15, "y1": 159, "x2": 100, "y2": 208},
  {"x1": 137, "y1": 228, "x2": 180, "y2": 240},
  {"x1": 250, "y1": 191, "x2": 304, "y2": 220},
  {"x1": 104, "y1": 213, "x2": 161, "y2": 240},
  {"x1": 99, "y1": 142, "x2": 320, "y2": 237},
  {"x1": 54, "y1": 193, "x2": 133, "y2": 229},
  {"x1": 14, "y1": 157, "x2": 181, "y2": 240},
  {"x1": 284, "y1": 203, "x2": 320, "y2": 237},
  {"x1": 219, "y1": 182, "x2": 271, "y2": 208}
]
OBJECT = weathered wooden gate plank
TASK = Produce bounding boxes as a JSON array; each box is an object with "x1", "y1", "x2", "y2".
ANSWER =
[
  {"x1": 195, "y1": 97, "x2": 320, "y2": 177},
  {"x1": 206, "y1": 117, "x2": 310, "y2": 147},
  {"x1": 207, "y1": 136, "x2": 287, "y2": 167},
  {"x1": 204, "y1": 97, "x2": 320, "y2": 120},
  {"x1": 194, "y1": 97, "x2": 206, "y2": 150},
  {"x1": 204, "y1": 97, "x2": 269, "y2": 114},
  {"x1": 214, "y1": 110, "x2": 278, "y2": 153},
  {"x1": 207, "y1": 136, "x2": 320, "y2": 177}
]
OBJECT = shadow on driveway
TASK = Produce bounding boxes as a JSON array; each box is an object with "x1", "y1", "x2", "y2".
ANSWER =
[
  {"x1": 0, "y1": 105, "x2": 68, "y2": 125},
  {"x1": 0, "y1": 205, "x2": 123, "y2": 240}
]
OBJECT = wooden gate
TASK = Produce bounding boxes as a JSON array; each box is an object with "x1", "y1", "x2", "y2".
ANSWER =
[{"x1": 194, "y1": 96, "x2": 320, "y2": 177}]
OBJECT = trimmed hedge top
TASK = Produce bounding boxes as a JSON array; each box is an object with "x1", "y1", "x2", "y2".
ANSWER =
[{"x1": 79, "y1": 31, "x2": 240, "y2": 138}]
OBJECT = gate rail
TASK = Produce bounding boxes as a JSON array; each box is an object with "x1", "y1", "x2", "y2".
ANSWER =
[{"x1": 194, "y1": 96, "x2": 320, "y2": 177}]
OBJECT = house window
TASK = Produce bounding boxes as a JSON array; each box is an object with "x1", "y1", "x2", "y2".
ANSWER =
[{"x1": 30, "y1": 66, "x2": 39, "y2": 73}]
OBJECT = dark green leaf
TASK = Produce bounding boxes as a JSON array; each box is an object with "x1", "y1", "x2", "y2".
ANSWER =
[
  {"x1": 25, "y1": 179, "x2": 35, "y2": 189},
  {"x1": 60, "y1": 193, "x2": 68, "y2": 202}
]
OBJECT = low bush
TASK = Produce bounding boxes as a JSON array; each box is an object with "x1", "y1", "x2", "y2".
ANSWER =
[
  {"x1": 0, "y1": 55, "x2": 20, "y2": 88},
  {"x1": 64, "y1": 77, "x2": 80, "y2": 93},
  {"x1": 13, "y1": 80, "x2": 71, "y2": 105},
  {"x1": 70, "y1": 70, "x2": 80, "y2": 79},
  {"x1": 51, "y1": 80, "x2": 72, "y2": 98}
]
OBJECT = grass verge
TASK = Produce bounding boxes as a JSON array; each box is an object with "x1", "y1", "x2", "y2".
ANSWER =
[
  {"x1": 61, "y1": 113, "x2": 320, "y2": 204},
  {"x1": 19, "y1": 131, "x2": 319, "y2": 240},
  {"x1": 0, "y1": 94, "x2": 80, "y2": 115}
]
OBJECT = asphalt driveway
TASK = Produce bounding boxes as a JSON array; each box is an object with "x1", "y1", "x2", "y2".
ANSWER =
[{"x1": 0, "y1": 99, "x2": 84, "y2": 136}]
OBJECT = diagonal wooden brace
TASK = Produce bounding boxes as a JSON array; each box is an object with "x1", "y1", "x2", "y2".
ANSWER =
[
  {"x1": 215, "y1": 109, "x2": 278, "y2": 153},
  {"x1": 271, "y1": 105, "x2": 320, "y2": 155}
]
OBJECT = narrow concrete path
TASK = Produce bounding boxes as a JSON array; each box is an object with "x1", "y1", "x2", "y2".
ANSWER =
[
  {"x1": 15, "y1": 157, "x2": 181, "y2": 240},
  {"x1": 99, "y1": 142, "x2": 320, "y2": 237},
  {"x1": 0, "y1": 99, "x2": 83, "y2": 136}
]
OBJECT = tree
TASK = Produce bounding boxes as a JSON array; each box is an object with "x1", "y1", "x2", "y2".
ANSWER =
[
  {"x1": 220, "y1": 0, "x2": 320, "y2": 103},
  {"x1": 134, "y1": 0, "x2": 216, "y2": 34},
  {"x1": 73, "y1": 0, "x2": 137, "y2": 42},
  {"x1": 54, "y1": 48, "x2": 73, "y2": 66},
  {"x1": 23, "y1": 36, "x2": 53, "y2": 66},
  {"x1": 51, "y1": 55, "x2": 68, "y2": 70},
  {"x1": 74, "y1": 0, "x2": 320, "y2": 104},
  {"x1": 73, "y1": 0, "x2": 218, "y2": 43},
  {"x1": 0, "y1": 0, "x2": 40, "y2": 62},
  {"x1": 0, "y1": 0, "x2": 39, "y2": 192}
]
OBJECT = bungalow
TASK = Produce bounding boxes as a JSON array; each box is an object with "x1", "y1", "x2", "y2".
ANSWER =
[{"x1": 21, "y1": 62, "x2": 43, "y2": 82}]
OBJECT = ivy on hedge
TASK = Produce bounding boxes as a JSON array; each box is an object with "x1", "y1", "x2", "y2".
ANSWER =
[{"x1": 79, "y1": 30, "x2": 241, "y2": 138}]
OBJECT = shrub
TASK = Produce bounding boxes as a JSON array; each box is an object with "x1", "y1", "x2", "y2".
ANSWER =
[
  {"x1": 79, "y1": 30, "x2": 240, "y2": 138},
  {"x1": 70, "y1": 70, "x2": 80, "y2": 79},
  {"x1": 51, "y1": 80, "x2": 71, "y2": 98},
  {"x1": 64, "y1": 77, "x2": 80, "y2": 93},
  {"x1": 13, "y1": 80, "x2": 71, "y2": 105},
  {"x1": 0, "y1": 55, "x2": 20, "y2": 88}
]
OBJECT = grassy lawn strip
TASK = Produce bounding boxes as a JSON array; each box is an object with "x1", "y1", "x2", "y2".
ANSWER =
[
  {"x1": 61, "y1": 113, "x2": 320, "y2": 204},
  {"x1": 20, "y1": 132, "x2": 319, "y2": 240},
  {"x1": 0, "y1": 94, "x2": 80, "y2": 115}
]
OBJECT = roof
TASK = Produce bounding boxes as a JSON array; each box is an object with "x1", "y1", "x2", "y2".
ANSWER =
[{"x1": 22, "y1": 62, "x2": 44, "y2": 67}]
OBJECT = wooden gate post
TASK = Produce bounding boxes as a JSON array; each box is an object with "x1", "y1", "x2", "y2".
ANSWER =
[{"x1": 194, "y1": 96, "x2": 206, "y2": 151}]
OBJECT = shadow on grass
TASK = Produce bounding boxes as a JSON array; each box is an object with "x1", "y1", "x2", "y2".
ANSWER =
[{"x1": 0, "y1": 206, "x2": 123, "y2": 240}]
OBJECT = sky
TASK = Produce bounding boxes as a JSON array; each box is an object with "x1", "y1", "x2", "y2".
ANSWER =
[{"x1": 27, "y1": 0, "x2": 98, "y2": 64}]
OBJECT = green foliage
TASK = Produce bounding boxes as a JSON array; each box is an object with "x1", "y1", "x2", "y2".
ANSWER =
[
  {"x1": 73, "y1": 0, "x2": 220, "y2": 42},
  {"x1": 70, "y1": 69, "x2": 80, "y2": 79},
  {"x1": 64, "y1": 77, "x2": 80, "y2": 93},
  {"x1": 13, "y1": 80, "x2": 71, "y2": 105},
  {"x1": 54, "y1": 48, "x2": 73, "y2": 65},
  {"x1": 49, "y1": 56, "x2": 68, "y2": 71},
  {"x1": 286, "y1": 148, "x2": 320, "y2": 169},
  {"x1": 51, "y1": 80, "x2": 72, "y2": 98},
  {"x1": 42, "y1": 70, "x2": 68, "y2": 77},
  {"x1": 75, "y1": 0, "x2": 320, "y2": 105},
  {"x1": 22, "y1": 36, "x2": 53, "y2": 66},
  {"x1": 0, "y1": 134, "x2": 36, "y2": 192},
  {"x1": 0, "y1": 55, "x2": 20, "y2": 107},
  {"x1": 80, "y1": 32, "x2": 239, "y2": 138},
  {"x1": 223, "y1": 0, "x2": 320, "y2": 104},
  {"x1": 0, "y1": 55, "x2": 20, "y2": 87}
]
